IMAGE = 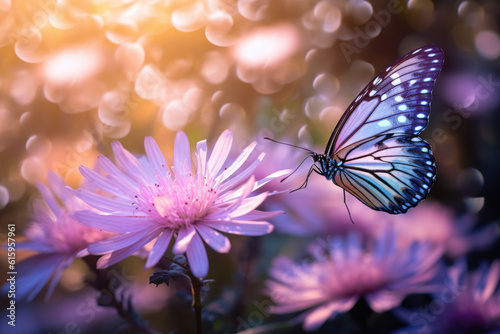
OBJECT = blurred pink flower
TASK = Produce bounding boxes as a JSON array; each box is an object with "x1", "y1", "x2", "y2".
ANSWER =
[
  {"x1": 72, "y1": 130, "x2": 289, "y2": 278},
  {"x1": 265, "y1": 228, "x2": 443, "y2": 332},
  {"x1": 394, "y1": 259, "x2": 500, "y2": 334},
  {"x1": 2, "y1": 172, "x2": 110, "y2": 301}
]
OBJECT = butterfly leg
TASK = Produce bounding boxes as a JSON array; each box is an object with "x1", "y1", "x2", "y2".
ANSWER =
[{"x1": 290, "y1": 164, "x2": 323, "y2": 193}]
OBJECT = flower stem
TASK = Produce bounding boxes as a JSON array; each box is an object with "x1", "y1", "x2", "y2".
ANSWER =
[
  {"x1": 161, "y1": 256, "x2": 203, "y2": 334},
  {"x1": 190, "y1": 274, "x2": 203, "y2": 334}
]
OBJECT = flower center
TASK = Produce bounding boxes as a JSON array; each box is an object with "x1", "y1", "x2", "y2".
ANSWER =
[{"x1": 137, "y1": 172, "x2": 221, "y2": 230}]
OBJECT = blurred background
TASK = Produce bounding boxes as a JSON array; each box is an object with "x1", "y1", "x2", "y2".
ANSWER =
[{"x1": 0, "y1": 0, "x2": 499, "y2": 333}]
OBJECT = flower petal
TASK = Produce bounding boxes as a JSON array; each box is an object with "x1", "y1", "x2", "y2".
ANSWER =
[
  {"x1": 236, "y1": 209, "x2": 284, "y2": 221},
  {"x1": 218, "y1": 152, "x2": 264, "y2": 194},
  {"x1": 227, "y1": 192, "x2": 269, "y2": 218},
  {"x1": 216, "y1": 141, "x2": 256, "y2": 183},
  {"x1": 186, "y1": 232, "x2": 209, "y2": 278},
  {"x1": 196, "y1": 225, "x2": 231, "y2": 253},
  {"x1": 89, "y1": 228, "x2": 158, "y2": 254},
  {"x1": 144, "y1": 136, "x2": 170, "y2": 181},
  {"x1": 72, "y1": 210, "x2": 158, "y2": 233},
  {"x1": 207, "y1": 129, "x2": 232, "y2": 179},
  {"x1": 145, "y1": 229, "x2": 174, "y2": 269},
  {"x1": 96, "y1": 229, "x2": 160, "y2": 268},
  {"x1": 174, "y1": 131, "x2": 192, "y2": 175},
  {"x1": 98, "y1": 155, "x2": 139, "y2": 191},
  {"x1": 252, "y1": 169, "x2": 293, "y2": 192},
  {"x1": 365, "y1": 291, "x2": 405, "y2": 312},
  {"x1": 111, "y1": 141, "x2": 155, "y2": 184},
  {"x1": 70, "y1": 188, "x2": 136, "y2": 214},
  {"x1": 196, "y1": 139, "x2": 207, "y2": 176},
  {"x1": 173, "y1": 226, "x2": 197, "y2": 254},
  {"x1": 36, "y1": 182, "x2": 61, "y2": 217},
  {"x1": 303, "y1": 298, "x2": 356, "y2": 331},
  {"x1": 206, "y1": 220, "x2": 274, "y2": 236},
  {"x1": 79, "y1": 165, "x2": 123, "y2": 196},
  {"x1": 10, "y1": 253, "x2": 68, "y2": 302},
  {"x1": 209, "y1": 175, "x2": 256, "y2": 219}
]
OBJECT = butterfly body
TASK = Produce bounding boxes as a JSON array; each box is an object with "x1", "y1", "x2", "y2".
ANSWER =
[
  {"x1": 314, "y1": 154, "x2": 343, "y2": 181},
  {"x1": 289, "y1": 45, "x2": 444, "y2": 215}
]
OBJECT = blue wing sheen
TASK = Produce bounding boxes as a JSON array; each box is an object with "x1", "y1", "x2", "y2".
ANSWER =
[{"x1": 333, "y1": 134, "x2": 436, "y2": 213}]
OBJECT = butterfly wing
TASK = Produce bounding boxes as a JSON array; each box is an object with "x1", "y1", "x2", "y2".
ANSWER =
[
  {"x1": 333, "y1": 134, "x2": 435, "y2": 214},
  {"x1": 324, "y1": 45, "x2": 444, "y2": 155}
]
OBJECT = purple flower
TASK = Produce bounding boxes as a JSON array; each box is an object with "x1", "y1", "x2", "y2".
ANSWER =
[
  {"x1": 72, "y1": 130, "x2": 289, "y2": 278},
  {"x1": 394, "y1": 260, "x2": 500, "y2": 334},
  {"x1": 2, "y1": 172, "x2": 110, "y2": 301},
  {"x1": 265, "y1": 228, "x2": 443, "y2": 331}
]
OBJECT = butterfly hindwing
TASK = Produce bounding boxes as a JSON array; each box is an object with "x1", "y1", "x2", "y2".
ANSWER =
[
  {"x1": 325, "y1": 45, "x2": 444, "y2": 156},
  {"x1": 333, "y1": 134, "x2": 436, "y2": 214}
]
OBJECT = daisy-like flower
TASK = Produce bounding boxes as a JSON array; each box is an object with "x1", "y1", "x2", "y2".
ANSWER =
[
  {"x1": 72, "y1": 130, "x2": 289, "y2": 278},
  {"x1": 265, "y1": 228, "x2": 444, "y2": 331},
  {"x1": 394, "y1": 260, "x2": 500, "y2": 334},
  {"x1": 2, "y1": 172, "x2": 110, "y2": 301}
]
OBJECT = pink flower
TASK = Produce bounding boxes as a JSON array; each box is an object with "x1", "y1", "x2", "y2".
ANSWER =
[
  {"x1": 395, "y1": 260, "x2": 500, "y2": 334},
  {"x1": 2, "y1": 172, "x2": 110, "y2": 301},
  {"x1": 265, "y1": 228, "x2": 444, "y2": 331},
  {"x1": 72, "y1": 130, "x2": 289, "y2": 278}
]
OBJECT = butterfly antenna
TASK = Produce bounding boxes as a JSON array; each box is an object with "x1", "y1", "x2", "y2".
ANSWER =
[
  {"x1": 280, "y1": 154, "x2": 312, "y2": 183},
  {"x1": 264, "y1": 137, "x2": 315, "y2": 154},
  {"x1": 343, "y1": 190, "x2": 354, "y2": 224}
]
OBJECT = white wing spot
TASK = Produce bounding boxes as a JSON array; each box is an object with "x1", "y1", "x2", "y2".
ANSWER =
[
  {"x1": 424, "y1": 77, "x2": 432, "y2": 82},
  {"x1": 430, "y1": 68, "x2": 437, "y2": 71},
  {"x1": 369, "y1": 90, "x2": 377, "y2": 97},
  {"x1": 416, "y1": 194, "x2": 422, "y2": 200},
  {"x1": 426, "y1": 160, "x2": 432, "y2": 165},
  {"x1": 423, "y1": 184, "x2": 429, "y2": 189},
  {"x1": 421, "y1": 89, "x2": 429, "y2": 94},
  {"x1": 381, "y1": 94, "x2": 387, "y2": 101},
  {"x1": 377, "y1": 119, "x2": 391, "y2": 127},
  {"x1": 432, "y1": 59, "x2": 439, "y2": 63},
  {"x1": 398, "y1": 115, "x2": 407, "y2": 123},
  {"x1": 428, "y1": 53, "x2": 436, "y2": 57},
  {"x1": 410, "y1": 80, "x2": 417, "y2": 86},
  {"x1": 421, "y1": 147, "x2": 429, "y2": 152},
  {"x1": 373, "y1": 77, "x2": 382, "y2": 85},
  {"x1": 395, "y1": 95, "x2": 403, "y2": 102},
  {"x1": 417, "y1": 113, "x2": 426, "y2": 118},
  {"x1": 413, "y1": 49, "x2": 421, "y2": 54},
  {"x1": 392, "y1": 78, "x2": 401, "y2": 85},
  {"x1": 411, "y1": 137, "x2": 420, "y2": 142},
  {"x1": 421, "y1": 101, "x2": 428, "y2": 105},
  {"x1": 415, "y1": 125, "x2": 423, "y2": 131},
  {"x1": 425, "y1": 48, "x2": 433, "y2": 52},
  {"x1": 398, "y1": 105, "x2": 407, "y2": 111},
  {"x1": 426, "y1": 172, "x2": 433, "y2": 178},
  {"x1": 390, "y1": 72, "x2": 400, "y2": 79},
  {"x1": 412, "y1": 198, "x2": 418, "y2": 202}
]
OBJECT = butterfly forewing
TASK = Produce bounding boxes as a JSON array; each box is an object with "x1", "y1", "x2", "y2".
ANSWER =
[
  {"x1": 318, "y1": 45, "x2": 444, "y2": 214},
  {"x1": 333, "y1": 134, "x2": 435, "y2": 213},
  {"x1": 325, "y1": 45, "x2": 444, "y2": 156}
]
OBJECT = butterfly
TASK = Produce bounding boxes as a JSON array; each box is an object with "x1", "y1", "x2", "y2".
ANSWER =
[{"x1": 267, "y1": 45, "x2": 444, "y2": 215}]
